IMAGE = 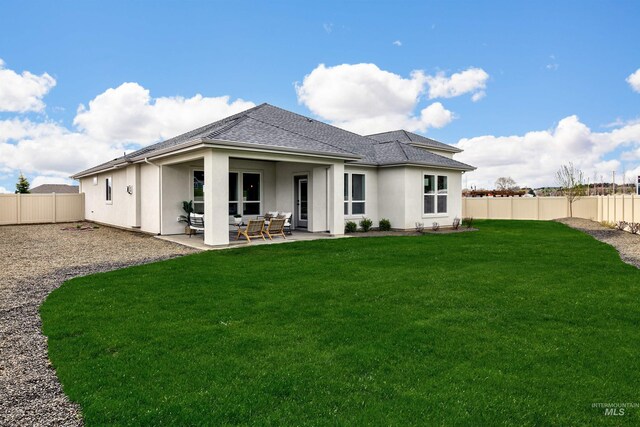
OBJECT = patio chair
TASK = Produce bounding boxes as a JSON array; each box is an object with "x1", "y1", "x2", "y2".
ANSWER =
[
  {"x1": 260, "y1": 211, "x2": 279, "y2": 225},
  {"x1": 263, "y1": 218, "x2": 286, "y2": 240},
  {"x1": 278, "y1": 212, "x2": 292, "y2": 235},
  {"x1": 236, "y1": 219, "x2": 266, "y2": 242},
  {"x1": 189, "y1": 213, "x2": 205, "y2": 237}
]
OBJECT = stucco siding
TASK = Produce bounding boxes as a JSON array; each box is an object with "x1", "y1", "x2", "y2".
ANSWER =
[
  {"x1": 82, "y1": 168, "x2": 129, "y2": 228},
  {"x1": 140, "y1": 163, "x2": 160, "y2": 234},
  {"x1": 377, "y1": 168, "x2": 406, "y2": 229},
  {"x1": 403, "y1": 167, "x2": 463, "y2": 229}
]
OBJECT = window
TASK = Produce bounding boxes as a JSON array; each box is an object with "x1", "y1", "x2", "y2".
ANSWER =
[
  {"x1": 343, "y1": 172, "x2": 366, "y2": 215},
  {"x1": 423, "y1": 174, "x2": 447, "y2": 214},
  {"x1": 229, "y1": 172, "x2": 238, "y2": 215},
  {"x1": 105, "y1": 177, "x2": 112, "y2": 203},
  {"x1": 344, "y1": 173, "x2": 349, "y2": 215},
  {"x1": 193, "y1": 171, "x2": 204, "y2": 214},
  {"x1": 195, "y1": 171, "x2": 261, "y2": 216},
  {"x1": 242, "y1": 172, "x2": 261, "y2": 215},
  {"x1": 351, "y1": 174, "x2": 365, "y2": 214},
  {"x1": 437, "y1": 176, "x2": 448, "y2": 214}
]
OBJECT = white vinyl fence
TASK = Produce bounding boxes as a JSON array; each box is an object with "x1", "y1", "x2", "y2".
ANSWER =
[
  {"x1": 0, "y1": 193, "x2": 85, "y2": 225},
  {"x1": 462, "y1": 195, "x2": 640, "y2": 224}
]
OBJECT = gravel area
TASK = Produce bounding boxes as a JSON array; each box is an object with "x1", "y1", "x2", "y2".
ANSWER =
[
  {"x1": 556, "y1": 217, "x2": 640, "y2": 268},
  {"x1": 0, "y1": 223, "x2": 197, "y2": 426}
]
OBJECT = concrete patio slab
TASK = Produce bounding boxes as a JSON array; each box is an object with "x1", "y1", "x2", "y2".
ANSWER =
[{"x1": 155, "y1": 230, "x2": 350, "y2": 250}]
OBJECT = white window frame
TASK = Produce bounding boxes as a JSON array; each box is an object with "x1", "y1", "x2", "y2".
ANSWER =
[
  {"x1": 228, "y1": 171, "x2": 239, "y2": 217},
  {"x1": 423, "y1": 173, "x2": 448, "y2": 216},
  {"x1": 191, "y1": 169, "x2": 205, "y2": 214},
  {"x1": 231, "y1": 170, "x2": 262, "y2": 217},
  {"x1": 191, "y1": 169, "x2": 263, "y2": 218},
  {"x1": 344, "y1": 172, "x2": 366, "y2": 216},
  {"x1": 105, "y1": 176, "x2": 112, "y2": 204}
]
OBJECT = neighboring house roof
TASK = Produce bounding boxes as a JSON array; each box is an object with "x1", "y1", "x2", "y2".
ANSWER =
[
  {"x1": 366, "y1": 129, "x2": 462, "y2": 153},
  {"x1": 30, "y1": 184, "x2": 79, "y2": 194},
  {"x1": 73, "y1": 103, "x2": 474, "y2": 178}
]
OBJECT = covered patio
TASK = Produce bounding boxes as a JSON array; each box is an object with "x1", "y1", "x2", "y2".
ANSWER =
[{"x1": 157, "y1": 147, "x2": 350, "y2": 246}]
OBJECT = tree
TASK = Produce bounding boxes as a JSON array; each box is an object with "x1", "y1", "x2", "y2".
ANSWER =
[
  {"x1": 555, "y1": 162, "x2": 585, "y2": 217},
  {"x1": 15, "y1": 172, "x2": 30, "y2": 194},
  {"x1": 495, "y1": 176, "x2": 517, "y2": 191}
]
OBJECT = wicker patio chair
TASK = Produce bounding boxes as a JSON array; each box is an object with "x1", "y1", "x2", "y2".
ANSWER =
[
  {"x1": 263, "y1": 218, "x2": 286, "y2": 240},
  {"x1": 277, "y1": 212, "x2": 293, "y2": 235},
  {"x1": 189, "y1": 213, "x2": 205, "y2": 237},
  {"x1": 236, "y1": 219, "x2": 266, "y2": 242}
]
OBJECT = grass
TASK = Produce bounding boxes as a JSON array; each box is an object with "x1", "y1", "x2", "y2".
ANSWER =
[{"x1": 41, "y1": 220, "x2": 640, "y2": 425}]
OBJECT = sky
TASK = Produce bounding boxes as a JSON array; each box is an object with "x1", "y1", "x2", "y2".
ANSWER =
[{"x1": 1, "y1": 0, "x2": 639, "y2": 192}]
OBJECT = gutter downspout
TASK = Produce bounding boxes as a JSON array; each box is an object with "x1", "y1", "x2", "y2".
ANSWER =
[
  {"x1": 145, "y1": 158, "x2": 162, "y2": 235},
  {"x1": 326, "y1": 166, "x2": 330, "y2": 232}
]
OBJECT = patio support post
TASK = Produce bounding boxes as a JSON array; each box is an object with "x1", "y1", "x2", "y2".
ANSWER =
[
  {"x1": 327, "y1": 162, "x2": 345, "y2": 235},
  {"x1": 204, "y1": 149, "x2": 230, "y2": 246}
]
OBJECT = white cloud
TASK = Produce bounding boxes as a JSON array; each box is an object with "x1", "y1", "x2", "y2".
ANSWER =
[
  {"x1": 546, "y1": 63, "x2": 559, "y2": 71},
  {"x1": 0, "y1": 58, "x2": 56, "y2": 112},
  {"x1": 323, "y1": 23, "x2": 333, "y2": 33},
  {"x1": 295, "y1": 63, "x2": 457, "y2": 133},
  {"x1": 0, "y1": 82, "x2": 255, "y2": 183},
  {"x1": 393, "y1": 40, "x2": 402, "y2": 47},
  {"x1": 425, "y1": 67, "x2": 489, "y2": 100},
  {"x1": 456, "y1": 116, "x2": 640, "y2": 188},
  {"x1": 0, "y1": 186, "x2": 10, "y2": 194},
  {"x1": 627, "y1": 69, "x2": 640, "y2": 93},
  {"x1": 0, "y1": 119, "x2": 125, "y2": 177},
  {"x1": 73, "y1": 82, "x2": 255, "y2": 144}
]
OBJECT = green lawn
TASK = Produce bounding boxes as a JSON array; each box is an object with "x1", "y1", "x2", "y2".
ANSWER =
[{"x1": 41, "y1": 220, "x2": 640, "y2": 425}]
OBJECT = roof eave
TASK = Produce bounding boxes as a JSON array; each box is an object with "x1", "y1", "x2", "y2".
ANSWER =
[
  {"x1": 378, "y1": 161, "x2": 476, "y2": 171},
  {"x1": 407, "y1": 142, "x2": 462, "y2": 153},
  {"x1": 72, "y1": 136, "x2": 363, "y2": 178}
]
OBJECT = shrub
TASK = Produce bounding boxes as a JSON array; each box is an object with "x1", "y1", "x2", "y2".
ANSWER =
[
  {"x1": 345, "y1": 221, "x2": 357, "y2": 233},
  {"x1": 379, "y1": 218, "x2": 391, "y2": 231},
  {"x1": 432, "y1": 222, "x2": 440, "y2": 232},
  {"x1": 359, "y1": 218, "x2": 373, "y2": 232},
  {"x1": 452, "y1": 217, "x2": 461, "y2": 230},
  {"x1": 462, "y1": 217, "x2": 474, "y2": 228},
  {"x1": 600, "y1": 221, "x2": 616, "y2": 229},
  {"x1": 615, "y1": 221, "x2": 628, "y2": 231},
  {"x1": 415, "y1": 222, "x2": 424, "y2": 232},
  {"x1": 629, "y1": 223, "x2": 640, "y2": 234}
]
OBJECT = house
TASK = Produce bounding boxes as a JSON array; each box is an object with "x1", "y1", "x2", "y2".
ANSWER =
[
  {"x1": 30, "y1": 184, "x2": 79, "y2": 194},
  {"x1": 72, "y1": 104, "x2": 475, "y2": 246}
]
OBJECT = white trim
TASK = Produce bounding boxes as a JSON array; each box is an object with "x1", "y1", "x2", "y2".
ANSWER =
[
  {"x1": 422, "y1": 173, "x2": 448, "y2": 215},
  {"x1": 343, "y1": 172, "x2": 366, "y2": 216}
]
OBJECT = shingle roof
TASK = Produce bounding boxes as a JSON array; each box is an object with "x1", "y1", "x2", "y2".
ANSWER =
[
  {"x1": 373, "y1": 141, "x2": 474, "y2": 170},
  {"x1": 30, "y1": 184, "x2": 79, "y2": 194},
  {"x1": 366, "y1": 129, "x2": 462, "y2": 153},
  {"x1": 73, "y1": 103, "x2": 474, "y2": 178}
]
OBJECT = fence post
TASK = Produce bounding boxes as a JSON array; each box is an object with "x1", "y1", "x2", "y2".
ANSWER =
[
  {"x1": 485, "y1": 197, "x2": 489, "y2": 219},
  {"x1": 536, "y1": 196, "x2": 540, "y2": 220},
  {"x1": 622, "y1": 194, "x2": 625, "y2": 222},
  {"x1": 52, "y1": 193, "x2": 57, "y2": 223},
  {"x1": 510, "y1": 196, "x2": 514, "y2": 219},
  {"x1": 16, "y1": 193, "x2": 21, "y2": 224}
]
